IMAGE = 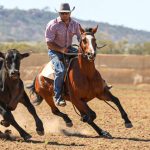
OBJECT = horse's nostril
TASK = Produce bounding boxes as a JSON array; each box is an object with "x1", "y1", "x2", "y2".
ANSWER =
[{"x1": 87, "y1": 52, "x2": 91, "y2": 56}]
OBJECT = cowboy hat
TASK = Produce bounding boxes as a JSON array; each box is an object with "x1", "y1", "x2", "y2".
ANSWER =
[{"x1": 55, "y1": 3, "x2": 75, "y2": 13}]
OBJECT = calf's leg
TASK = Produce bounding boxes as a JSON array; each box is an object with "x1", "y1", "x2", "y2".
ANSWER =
[
  {"x1": 2, "y1": 109, "x2": 31, "y2": 140},
  {"x1": 21, "y1": 91, "x2": 44, "y2": 135}
]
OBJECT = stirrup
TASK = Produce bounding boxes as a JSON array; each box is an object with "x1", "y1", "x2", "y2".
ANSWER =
[
  {"x1": 55, "y1": 100, "x2": 66, "y2": 107},
  {"x1": 107, "y1": 85, "x2": 112, "y2": 90}
]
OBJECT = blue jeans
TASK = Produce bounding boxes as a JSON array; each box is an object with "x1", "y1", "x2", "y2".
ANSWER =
[{"x1": 48, "y1": 46, "x2": 77, "y2": 102}]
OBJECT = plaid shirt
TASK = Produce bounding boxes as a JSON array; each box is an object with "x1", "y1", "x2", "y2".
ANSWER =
[{"x1": 45, "y1": 17, "x2": 81, "y2": 48}]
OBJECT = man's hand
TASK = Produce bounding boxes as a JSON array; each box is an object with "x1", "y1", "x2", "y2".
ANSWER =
[
  {"x1": 61, "y1": 47, "x2": 68, "y2": 54},
  {"x1": 47, "y1": 42, "x2": 69, "y2": 53}
]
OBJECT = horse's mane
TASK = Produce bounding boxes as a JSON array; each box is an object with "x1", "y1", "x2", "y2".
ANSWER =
[{"x1": 85, "y1": 28, "x2": 93, "y2": 34}]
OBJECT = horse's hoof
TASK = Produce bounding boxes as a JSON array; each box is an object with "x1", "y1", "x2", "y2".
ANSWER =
[
  {"x1": 66, "y1": 122, "x2": 73, "y2": 127},
  {"x1": 37, "y1": 130, "x2": 44, "y2": 136},
  {"x1": 100, "y1": 130, "x2": 113, "y2": 139},
  {"x1": 125, "y1": 123, "x2": 133, "y2": 128},
  {"x1": 23, "y1": 134, "x2": 32, "y2": 141}
]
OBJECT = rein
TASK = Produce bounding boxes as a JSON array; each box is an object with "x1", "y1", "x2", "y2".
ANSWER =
[
  {"x1": 62, "y1": 45, "x2": 84, "y2": 117},
  {"x1": 64, "y1": 44, "x2": 82, "y2": 56},
  {"x1": 63, "y1": 56, "x2": 81, "y2": 117},
  {"x1": 96, "y1": 44, "x2": 107, "y2": 49}
]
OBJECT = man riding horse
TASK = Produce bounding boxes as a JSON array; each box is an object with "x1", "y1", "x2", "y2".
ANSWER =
[
  {"x1": 27, "y1": 25, "x2": 133, "y2": 138},
  {"x1": 33, "y1": 3, "x2": 111, "y2": 107}
]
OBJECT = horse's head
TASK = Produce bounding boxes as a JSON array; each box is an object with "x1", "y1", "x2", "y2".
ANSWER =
[
  {"x1": 79, "y1": 25, "x2": 98, "y2": 61},
  {"x1": 0, "y1": 49, "x2": 30, "y2": 80}
]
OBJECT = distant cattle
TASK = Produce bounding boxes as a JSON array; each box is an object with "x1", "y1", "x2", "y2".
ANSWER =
[{"x1": 0, "y1": 49, "x2": 44, "y2": 140}]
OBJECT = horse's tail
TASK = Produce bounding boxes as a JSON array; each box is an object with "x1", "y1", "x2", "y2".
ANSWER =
[
  {"x1": 26, "y1": 76, "x2": 43, "y2": 103},
  {"x1": 26, "y1": 77, "x2": 36, "y2": 95}
]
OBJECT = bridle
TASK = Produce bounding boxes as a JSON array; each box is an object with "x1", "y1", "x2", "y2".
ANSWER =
[
  {"x1": 64, "y1": 32, "x2": 106, "y2": 61},
  {"x1": 78, "y1": 32, "x2": 97, "y2": 62}
]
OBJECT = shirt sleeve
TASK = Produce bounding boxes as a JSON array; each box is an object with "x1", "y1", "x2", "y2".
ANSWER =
[
  {"x1": 76, "y1": 23, "x2": 81, "y2": 42},
  {"x1": 45, "y1": 23, "x2": 56, "y2": 42}
]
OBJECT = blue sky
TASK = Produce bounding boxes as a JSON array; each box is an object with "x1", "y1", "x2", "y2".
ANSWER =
[{"x1": 0, "y1": 0, "x2": 150, "y2": 31}]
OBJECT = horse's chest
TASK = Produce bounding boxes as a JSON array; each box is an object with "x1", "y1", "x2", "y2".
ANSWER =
[
  {"x1": 74, "y1": 78, "x2": 97, "y2": 96},
  {"x1": 71, "y1": 69, "x2": 103, "y2": 98},
  {"x1": 77, "y1": 77, "x2": 97, "y2": 89}
]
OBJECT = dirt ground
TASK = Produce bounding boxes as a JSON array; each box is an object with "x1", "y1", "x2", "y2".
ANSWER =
[
  {"x1": 0, "y1": 83, "x2": 150, "y2": 150},
  {"x1": 0, "y1": 53, "x2": 150, "y2": 149}
]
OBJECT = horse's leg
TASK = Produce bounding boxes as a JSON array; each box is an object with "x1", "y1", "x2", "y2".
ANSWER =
[
  {"x1": 87, "y1": 121, "x2": 112, "y2": 138},
  {"x1": 98, "y1": 89, "x2": 133, "y2": 128},
  {"x1": 72, "y1": 98, "x2": 98, "y2": 123},
  {"x1": 80, "y1": 102, "x2": 97, "y2": 122},
  {"x1": 0, "y1": 106, "x2": 31, "y2": 140},
  {"x1": 21, "y1": 91, "x2": 44, "y2": 135},
  {"x1": 42, "y1": 94, "x2": 73, "y2": 127},
  {"x1": 72, "y1": 99, "x2": 112, "y2": 138}
]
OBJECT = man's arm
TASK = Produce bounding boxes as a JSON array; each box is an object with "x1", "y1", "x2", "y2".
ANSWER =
[
  {"x1": 47, "y1": 42, "x2": 68, "y2": 53},
  {"x1": 76, "y1": 23, "x2": 81, "y2": 42}
]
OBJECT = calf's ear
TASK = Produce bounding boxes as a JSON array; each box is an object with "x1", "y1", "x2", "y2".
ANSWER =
[
  {"x1": 0, "y1": 52, "x2": 5, "y2": 59},
  {"x1": 20, "y1": 51, "x2": 32, "y2": 59}
]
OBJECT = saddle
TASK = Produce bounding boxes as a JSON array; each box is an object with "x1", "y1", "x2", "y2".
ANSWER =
[
  {"x1": 40, "y1": 55, "x2": 77, "y2": 81},
  {"x1": 40, "y1": 56, "x2": 77, "y2": 97}
]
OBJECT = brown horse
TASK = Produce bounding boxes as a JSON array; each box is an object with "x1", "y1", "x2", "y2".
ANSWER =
[{"x1": 27, "y1": 25, "x2": 133, "y2": 138}]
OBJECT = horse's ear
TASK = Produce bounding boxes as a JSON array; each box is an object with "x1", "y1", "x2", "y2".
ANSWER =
[
  {"x1": 0, "y1": 52, "x2": 4, "y2": 59},
  {"x1": 92, "y1": 25, "x2": 98, "y2": 34},
  {"x1": 79, "y1": 24, "x2": 85, "y2": 34}
]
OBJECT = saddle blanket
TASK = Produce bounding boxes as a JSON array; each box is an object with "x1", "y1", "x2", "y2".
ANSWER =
[{"x1": 40, "y1": 61, "x2": 55, "y2": 80}]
